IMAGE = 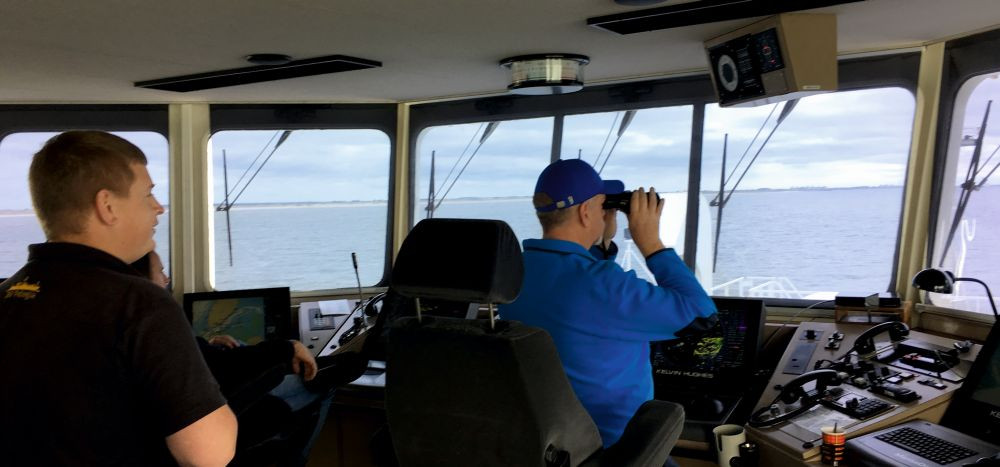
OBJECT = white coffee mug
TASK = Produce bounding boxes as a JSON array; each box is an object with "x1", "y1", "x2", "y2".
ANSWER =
[{"x1": 713, "y1": 424, "x2": 746, "y2": 467}]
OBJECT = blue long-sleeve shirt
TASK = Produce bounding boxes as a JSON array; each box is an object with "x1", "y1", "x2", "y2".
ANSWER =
[{"x1": 499, "y1": 238, "x2": 717, "y2": 446}]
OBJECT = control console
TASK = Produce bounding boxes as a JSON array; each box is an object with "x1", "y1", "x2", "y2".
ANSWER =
[
  {"x1": 817, "y1": 355, "x2": 922, "y2": 403},
  {"x1": 822, "y1": 387, "x2": 894, "y2": 419},
  {"x1": 298, "y1": 299, "x2": 369, "y2": 357},
  {"x1": 746, "y1": 322, "x2": 981, "y2": 465}
]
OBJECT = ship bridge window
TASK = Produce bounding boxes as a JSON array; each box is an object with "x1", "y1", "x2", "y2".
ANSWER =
[
  {"x1": 414, "y1": 117, "x2": 553, "y2": 242},
  {"x1": 931, "y1": 73, "x2": 1000, "y2": 314},
  {"x1": 0, "y1": 131, "x2": 169, "y2": 278},
  {"x1": 699, "y1": 87, "x2": 915, "y2": 300},
  {"x1": 561, "y1": 106, "x2": 699, "y2": 287},
  {"x1": 406, "y1": 53, "x2": 919, "y2": 308},
  {"x1": 208, "y1": 129, "x2": 390, "y2": 292}
]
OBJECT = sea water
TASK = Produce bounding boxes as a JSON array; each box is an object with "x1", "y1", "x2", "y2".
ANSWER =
[{"x1": 2, "y1": 187, "x2": 996, "y2": 301}]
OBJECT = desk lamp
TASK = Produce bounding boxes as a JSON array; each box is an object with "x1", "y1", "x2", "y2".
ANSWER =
[{"x1": 912, "y1": 268, "x2": 998, "y2": 319}]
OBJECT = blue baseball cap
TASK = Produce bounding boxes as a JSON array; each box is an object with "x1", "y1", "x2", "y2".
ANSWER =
[{"x1": 533, "y1": 159, "x2": 624, "y2": 212}]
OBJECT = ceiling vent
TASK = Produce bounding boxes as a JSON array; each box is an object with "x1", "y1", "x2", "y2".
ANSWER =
[
  {"x1": 499, "y1": 54, "x2": 590, "y2": 95},
  {"x1": 588, "y1": 0, "x2": 861, "y2": 35},
  {"x1": 135, "y1": 54, "x2": 381, "y2": 92}
]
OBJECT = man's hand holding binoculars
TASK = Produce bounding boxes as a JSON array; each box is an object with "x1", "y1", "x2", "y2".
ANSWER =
[{"x1": 627, "y1": 187, "x2": 666, "y2": 257}]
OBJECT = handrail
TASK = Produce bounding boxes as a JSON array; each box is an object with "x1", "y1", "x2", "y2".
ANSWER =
[{"x1": 711, "y1": 276, "x2": 829, "y2": 299}]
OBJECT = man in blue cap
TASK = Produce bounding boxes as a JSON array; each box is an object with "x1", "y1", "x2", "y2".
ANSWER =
[{"x1": 500, "y1": 159, "x2": 717, "y2": 448}]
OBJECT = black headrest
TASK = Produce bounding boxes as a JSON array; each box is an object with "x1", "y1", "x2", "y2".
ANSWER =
[{"x1": 390, "y1": 218, "x2": 523, "y2": 304}]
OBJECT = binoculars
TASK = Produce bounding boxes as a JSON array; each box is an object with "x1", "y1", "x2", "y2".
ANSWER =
[{"x1": 602, "y1": 190, "x2": 661, "y2": 212}]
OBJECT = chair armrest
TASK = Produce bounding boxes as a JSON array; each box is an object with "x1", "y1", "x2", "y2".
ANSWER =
[
  {"x1": 225, "y1": 362, "x2": 289, "y2": 415},
  {"x1": 592, "y1": 400, "x2": 685, "y2": 467},
  {"x1": 304, "y1": 351, "x2": 367, "y2": 395}
]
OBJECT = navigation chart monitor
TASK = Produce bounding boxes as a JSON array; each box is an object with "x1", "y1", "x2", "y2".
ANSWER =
[
  {"x1": 183, "y1": 287, "x2": 292, "y2": 345},
  {"x1": 651, "y1": 297, "x2": 766, "y2": 388}
]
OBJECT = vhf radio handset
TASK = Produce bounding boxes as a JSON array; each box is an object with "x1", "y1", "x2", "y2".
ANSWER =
[
  {"x1": 852, "y1": 321, "x2": 909, "y2": 357},
  {"x1": 749, "y1": 369, "x2": 842, "y2": 428}
]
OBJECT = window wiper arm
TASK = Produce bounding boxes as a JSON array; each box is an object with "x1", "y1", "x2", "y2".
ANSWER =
[
  {"x1": 938, "y1": 101, "x2": 992, "y2": 266},
  {"x1": 217, "y1": 130, "x2": 293, "y2": 266},
  {"x1": 433, "y1": 121, "x2": 499, "y2": 211},
  {"x1": 711, "y1": 99, "x2": 797, "y2": 271}
]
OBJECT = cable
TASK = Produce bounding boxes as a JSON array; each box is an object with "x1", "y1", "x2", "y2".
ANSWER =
[
  {"x1": 975, "y1": 157, "x2": 1000, "y2": 189},
  {"x1": 435, "y1": 122, "x2": 484, "y2": 196},
  {"x1": 226, "y1": 130, "x2": 281, "y2": 204},
  {"x1": 433, "y1": 121, "x2": 499, "y2": 210},
  {"x1": 597, "y1": 130, "x2": 623, "y2": 174},
  {"x1": 955, "y1": 277, "x2": 1000, "y2": 319},
  {"x1": 226, "y1": 131, "x2": 291, "y2": 207},
  {"x1": 724, "y1": 105, "x2": 777, "y2": 189},
  {"x1": 935, "y1": 349, "x2": 967, "y2": 380},
  {"x1": 593, "y1": 111, "x2": 621, "y2": 169},
  {"x1": 761, "y1": 299, "x2": 836, "y2": 351},
  {"x1": 813, "y1": 355, "x2": 851, "y2": 370},
  {"x1": 830, "y1": 340, "x2": 897, "y2": 366},
  {"x1": 711, "y1": 103, "x2": 778, "y2": 206},
  {"x1": 434, "y1": 137, "x2": 485, "y2": 210}
]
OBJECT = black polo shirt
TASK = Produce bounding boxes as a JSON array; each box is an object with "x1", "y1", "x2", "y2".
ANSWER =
[{"x1": 0, "y1": 243, "x2": 227, "y2": 466}]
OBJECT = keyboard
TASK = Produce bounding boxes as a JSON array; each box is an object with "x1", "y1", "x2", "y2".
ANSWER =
[
  {"x1": 844, "y1": 397, "x2": 894, "y2": 419},
  {"x1": 822, "y1": 391, "x2": 894, "y2": 419},
  {"x1": 875, "y1": 426, "x2": 978, "y2": 465}
]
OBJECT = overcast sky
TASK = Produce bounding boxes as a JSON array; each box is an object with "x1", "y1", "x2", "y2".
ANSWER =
[
  {"x1": 1, "y1": 77, "x2": 998, "y2": 210},
  {"x1": 416, "y1": 86, "x2": 918, "y2": 202},
  {"x1": 209, "y1": 129, "x2": 391, "y2": 205},
  {"x1": 0, "y1": 131, "x2": 168, "y2": 211}
]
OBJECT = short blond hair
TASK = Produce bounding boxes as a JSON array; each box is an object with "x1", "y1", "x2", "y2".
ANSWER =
[{"x1": 29, "y1": 131, "x2": 147, "y2": 239}]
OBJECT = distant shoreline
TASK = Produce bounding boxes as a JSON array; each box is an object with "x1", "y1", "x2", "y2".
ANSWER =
[
  {"x1": 211, "y1": 185, "x2": 915, "y2": 209},
  {"x1": 0, "y1": 208, "x2": 173, "y2": 217},
  {"x1": 4, "y1": 185, "x2": 986, "y2": 213}
]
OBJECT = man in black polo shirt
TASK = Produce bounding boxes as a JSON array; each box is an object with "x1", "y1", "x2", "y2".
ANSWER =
[{"x1": 0, "y1": 131, "x2": 237, "y2": 465}]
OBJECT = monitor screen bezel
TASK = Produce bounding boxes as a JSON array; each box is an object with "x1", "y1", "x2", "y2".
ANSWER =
[
  {"x1": 650, "y1": 296, "x2": 766, "y2": 389},
  {"x1": 940, "y1": 319, "x2": 1000, "y2": 445},
  {"x1": 182, "y1": 287, "x2": 293, "y2": 342}
]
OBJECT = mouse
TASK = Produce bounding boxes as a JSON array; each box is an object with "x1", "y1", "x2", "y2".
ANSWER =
[{"x1": 689, "y1": 396, "x2": 726, "y2": 419}]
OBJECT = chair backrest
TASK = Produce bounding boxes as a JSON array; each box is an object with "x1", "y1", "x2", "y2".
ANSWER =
[
  {"x1": 390, "y1": 217, "x2": 523, "y2": 304},
  {"x1": 384, "y1": 218, "x2": 603, "y2": 467}
]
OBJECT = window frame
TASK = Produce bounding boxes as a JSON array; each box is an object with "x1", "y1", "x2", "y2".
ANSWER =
[
  {"x1": 209, "y1": 104, "x2": 399, "y2": 288},
  {"x1": 0, "y1": 104, "x2": 170, "y2": 274},
  {"x1": 409, "y1": 54, "x2": 920, "y2": 309},
  {"x1": 926, "y1": 28, "x2": 1000, "y2": 314},
  {"x1": 929, "y1": 28, "x2": 1000, "y2": 259},
  {"x1": 0, "y1": 105, "x2": 169, "y2": 136}
]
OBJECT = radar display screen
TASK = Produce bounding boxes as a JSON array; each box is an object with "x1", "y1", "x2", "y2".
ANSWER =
[{"x1": 651, "y1": 297, "x2": 765, "y2": 386}]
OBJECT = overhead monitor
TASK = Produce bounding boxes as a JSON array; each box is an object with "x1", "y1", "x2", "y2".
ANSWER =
[
  {"x1": 183, "y1": 287, "x2": 292, "y2": 345},
  {"x1": 704, "y1": 13, "x2": 837, "y2": 107}
]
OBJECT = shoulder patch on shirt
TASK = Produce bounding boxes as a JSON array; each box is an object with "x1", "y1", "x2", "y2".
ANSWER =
[{"x1": 5, "y1": 278, "x2": 40, "y2": 300}]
